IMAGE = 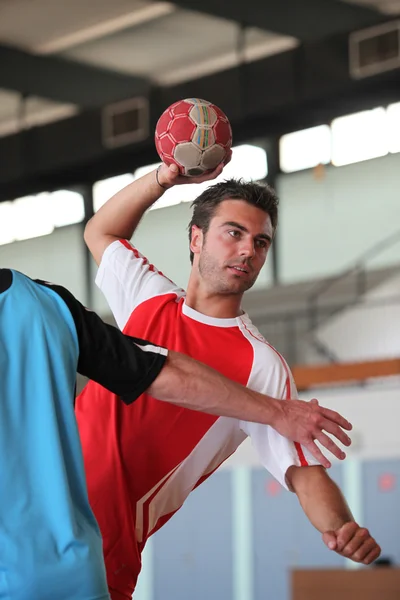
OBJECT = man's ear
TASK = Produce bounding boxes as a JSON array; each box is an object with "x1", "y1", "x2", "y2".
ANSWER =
[{"x1": 190, "y1": 225, "x2": 203, "y2": 258}]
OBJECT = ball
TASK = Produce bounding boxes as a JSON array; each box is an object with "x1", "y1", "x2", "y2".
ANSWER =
[{"x1": 155, "y1": 98, "x2": 232, "y2": 177}]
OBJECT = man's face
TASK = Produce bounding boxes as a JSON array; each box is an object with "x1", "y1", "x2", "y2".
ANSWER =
[{"x1": 191, "y1": 199, "x2": 273, "y2": 295}]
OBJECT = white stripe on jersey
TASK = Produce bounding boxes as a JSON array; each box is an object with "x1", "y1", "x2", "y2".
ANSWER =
[
  {"x1": 134, "y1": 342, "x2": 168, "y2": 357},
  {"x1": 135, "y1": 417, "x2": 246, "y2": 542}
]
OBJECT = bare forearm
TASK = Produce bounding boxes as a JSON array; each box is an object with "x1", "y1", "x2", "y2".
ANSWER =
[
  {"x1": 287, "y1": 465, "x2": 354, "y2": 533},
  {"x1": 84, "y1": 169, "x2": 164, "y2": 261},
  {"x1": 148, "y1": 350, "x2": 280, "y2": 424}
]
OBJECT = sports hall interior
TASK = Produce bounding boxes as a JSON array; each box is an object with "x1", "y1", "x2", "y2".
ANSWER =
[{"x1": 0, "y1": 1, "x2": 399, "y2": 598}]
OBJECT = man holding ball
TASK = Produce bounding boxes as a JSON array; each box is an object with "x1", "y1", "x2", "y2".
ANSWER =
[{"x1": 76, "y1": 102, "x2": 380, "y2": 599}]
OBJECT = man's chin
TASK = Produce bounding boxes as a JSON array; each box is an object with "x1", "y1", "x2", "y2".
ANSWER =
[{"x1": 219, "y1": 279, "x2": 256, "y2": 295}]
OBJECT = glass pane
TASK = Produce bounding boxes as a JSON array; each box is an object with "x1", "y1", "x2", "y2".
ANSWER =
[
  {"x1": 49, "y1": 190, "x2": 85, "y2": 227},
  {"x1": 93, "y1": 173, "x2": 134, "y2": 213},
  {"x1": 134, "y1": 162, "x2": 162, "y2": 180},
  {"x1": 228, "y1": 144, "x2": 268, "y2": 181},
  {"x1": 279, "y1": 125, "x2": 331, "y2": 173},
  {"x1": 13, "y1": 195, "x2": 54, "y2": 241},
  {"x1": 0, "y1": 201, "x2": 17, "y2": 245},
  {"x1": 331, "y1": 107, "x2": 388, "y2": 166},
  {"x1": 387, "y1": 102, "x2": 400, "y2": 154}
]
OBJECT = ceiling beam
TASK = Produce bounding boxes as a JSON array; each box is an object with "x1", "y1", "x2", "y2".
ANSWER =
[
  {"x1": 0, "y1": 43, "x2": 150, "y2": 109},
  {"x1": 172, "y1": 0, "x2": 383, "y2": 40},
  {"x1": 34, "y1": 3, "x2": 176, "y2": 54}
]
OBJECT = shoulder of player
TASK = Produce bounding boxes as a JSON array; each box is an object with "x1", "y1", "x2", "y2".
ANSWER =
[
  {"x1": 104, "y1": 239, "x2": 179, "y2": 284},
  {"x1": 238, "y1": 316, "x2": 290, "y2": 369},
  {"x1": 102, "y1": 238, "x2": 137, "y2": 264}
]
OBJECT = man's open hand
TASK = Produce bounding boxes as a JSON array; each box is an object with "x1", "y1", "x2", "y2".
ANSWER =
[
  {"x1": 272, "y1": 397, "x2": 352, "y2": 468},
  {"x1": 323, "y1": 521, "x2": 381, "y2": 565}
]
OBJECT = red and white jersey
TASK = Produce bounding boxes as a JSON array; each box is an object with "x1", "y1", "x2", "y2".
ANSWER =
[{"x1": 76, "y1": 239, "x2": 318, "y2": 597}]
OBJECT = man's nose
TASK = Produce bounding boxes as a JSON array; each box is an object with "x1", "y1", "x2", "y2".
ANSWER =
[{"x1": 239, "y1": 238, "x2": 255, "y2": 258}]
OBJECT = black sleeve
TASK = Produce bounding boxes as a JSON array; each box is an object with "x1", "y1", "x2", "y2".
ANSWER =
[
  {"x1": 36, "y1": 280, "x2": 167, "y2": 404},
  {"x1": 0, "y1": 269, "x2": 13, "y2": 293}
]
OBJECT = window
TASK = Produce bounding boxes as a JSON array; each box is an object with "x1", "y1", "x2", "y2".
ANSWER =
[
  {"x1": 0, "y1": 190, "x2": 85, "y2": 246},
  {"x1": 50, "y1": 190, "x2": 85, "y2": 227},
  {"x1": 224, "y1": 143, "x2": 268, "y2": 180},
  {"x1": 0, "y1": 202, "x2": 17, "y2": 245},
  {"x1": 331, "y1": 107, "x2": 388, "y2": 166},
  {"x1": 387, "y1": 102, "x2": 400, "y2": 154},
  {"x1": 279, "y1": 125, "x2": 331, "y2": 173},
  {"x1": 133, "y1": 162, "x2": 162, "y2": 180},
  {"x1": 13, "y1": 195, "x2": 54, "y2": 241},
  {"x1": 93, "y1": 173, "x2": 135, "y2": 213}
]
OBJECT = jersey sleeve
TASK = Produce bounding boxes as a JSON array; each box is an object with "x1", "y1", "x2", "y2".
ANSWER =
[
  {"x1": 0, "y1": 268, "x2": 13, "y2": 293},
  {"x1": 239, "y1": 359, "x2": 320, "y2": 490},
  {"x1": 38, "y1": 280, "x2": 168, "y2": 404},
  {"x1": 95, "y1": 239, "x2": 184, "y2": 330}
]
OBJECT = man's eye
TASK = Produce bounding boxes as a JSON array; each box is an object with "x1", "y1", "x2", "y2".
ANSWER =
[
  {"x1": 228, "y1": 230, "x2": 240, "y2": 238},
  {"x1": 256, "y1": 239, "x2": 267, "y2": 249}
]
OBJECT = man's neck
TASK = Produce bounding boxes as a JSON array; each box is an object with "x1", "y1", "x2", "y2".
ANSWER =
[{"x1": 185, "y1": 278, "x2": 244, "y2": 319}]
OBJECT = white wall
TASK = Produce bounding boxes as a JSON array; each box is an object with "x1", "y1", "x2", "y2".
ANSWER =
[
  {"x1": 0, "y1": 224, "x2": 87, "y2": 303},
  {"x1": 302, "y1": 378, "x2": 400, "y2": 462},
  {"x1": 277, "y1": 153, "x2": 400, "y2": 284},
  {"x1": 316, "y1": 274, "x2": 400, "y2": 362}
]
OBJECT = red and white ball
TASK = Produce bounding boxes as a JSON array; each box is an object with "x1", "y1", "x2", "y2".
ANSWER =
[{"x1": 155, "y1": 98, "x2": 232, "y2": 176}]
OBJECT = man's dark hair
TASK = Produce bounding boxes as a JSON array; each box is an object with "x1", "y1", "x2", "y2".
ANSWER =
[{"x1": 187, "y1": 178, "x2": 279, "y2": 263}]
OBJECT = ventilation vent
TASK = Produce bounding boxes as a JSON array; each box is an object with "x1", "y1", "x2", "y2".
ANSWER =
[
  {"x1": 102, "y1": 97, "x2": 149, "y2": 148},
  {"x1": 349, "y1": 20, "x2": 400, "y2": 79}
]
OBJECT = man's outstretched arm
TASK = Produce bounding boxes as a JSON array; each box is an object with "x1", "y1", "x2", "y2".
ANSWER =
[
  {"x1": 149, "y1": 351, "x2": 352, "y2": 469},
  {"x1": 286, "y1": 465, "x2": 381, "y2": 564}
]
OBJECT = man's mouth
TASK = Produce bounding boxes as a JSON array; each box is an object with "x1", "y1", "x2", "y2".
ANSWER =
[{"x1": 228, "y1": 265, "x2": 250, "y2": 275}]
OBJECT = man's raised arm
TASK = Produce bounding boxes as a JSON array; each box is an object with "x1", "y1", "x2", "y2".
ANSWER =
[{"x1": 84, "y1": 163, "x2": 224, "y2": 265}]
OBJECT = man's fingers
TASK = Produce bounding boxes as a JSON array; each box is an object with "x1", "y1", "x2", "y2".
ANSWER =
[
  {"x1": 157, "y1": 163, "x2": 180, "y2": 187},
  {"x1": 332, "y1": 524, "x2": 381, "y2": 564},
  {"x1": 363, "y1": 545, "x2": 381, "y2": 565},
  {"x1": 319, "y1": 419, "x2": 352, "y2": 447},
  {"x1": 320, "y1": 406, "x2": 352, "y2": 431},
  {"x1": 314, "y1": 431, "x2": 346, "y2": 461},
  {"x1": 223, "y1": 149, "x2": 233, "y2": 165},
  {"x1": 322, "y1": 531, "x2": 337, "y2": 551},
  {"x1": 336, "y1": 522, "x2": 360, "y2": 552},
  {"x1": 351, "y1": 538, "x2": 379, "y2": 562},
  {"x1": 304, "y1": 440, "x2": 331, "y2": 469},
  {"x1": 340, "y1": 527, "x2": 370, "y2": 557},
  {"x1": 343, "y1": 537, "x2": 378, "y2": 562},
  {"x1": 184, "y1": 162, "x2": 224, "y2": 184},
  {"x1": 157, "y1": 161, "x2": 225, "y2": 187}
]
